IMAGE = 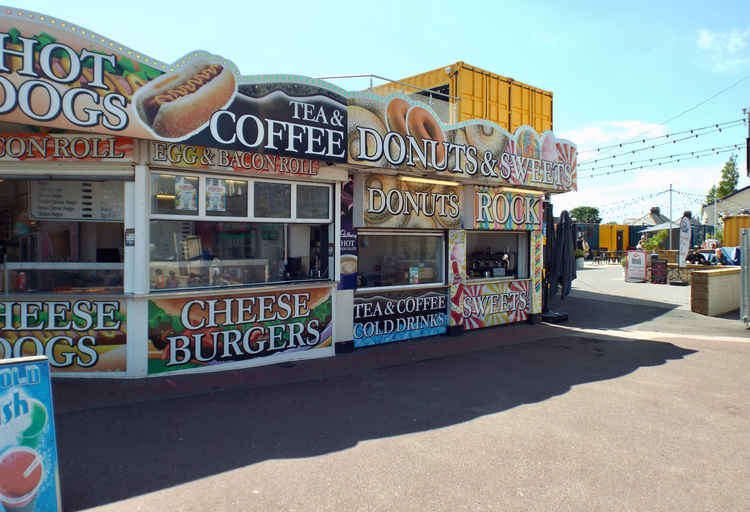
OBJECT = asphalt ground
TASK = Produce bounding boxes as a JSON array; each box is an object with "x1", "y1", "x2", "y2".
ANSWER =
[{"x1": 53, "y1": 265, "x2": 749, "y2": 511}]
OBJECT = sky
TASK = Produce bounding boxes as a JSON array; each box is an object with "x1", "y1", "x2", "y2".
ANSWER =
[{"x1": 14, "y1": 0, "x2": 750, "y2": 223}]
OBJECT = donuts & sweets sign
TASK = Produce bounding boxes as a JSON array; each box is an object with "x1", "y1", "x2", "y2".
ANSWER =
[{"x1": 347, "y1": 95, "x2": 578, "y2": 192}]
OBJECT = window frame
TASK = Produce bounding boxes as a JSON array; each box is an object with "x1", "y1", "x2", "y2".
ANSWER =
[
  {"x1": 148, "y1": 170, "x2": 332, "y2": 224},
  {"x1": 356, "y1": 230, "x2": 447, "y2": 292}
]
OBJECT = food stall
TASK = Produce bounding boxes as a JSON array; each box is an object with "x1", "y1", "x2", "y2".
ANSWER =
[
  {"x1": 0, "y1": 8, "x2": 350, "y2": 377},
  {"x1": 340, "y1": 93, "x2": 577, "y2": 347},
  {"x1": 0, "y1": 7, "x2": 578, "y2": 375}
]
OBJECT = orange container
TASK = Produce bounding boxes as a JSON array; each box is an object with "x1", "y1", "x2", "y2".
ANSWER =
[{"x1": 371, "y1": 61, "x2": 553, "y2": 133}]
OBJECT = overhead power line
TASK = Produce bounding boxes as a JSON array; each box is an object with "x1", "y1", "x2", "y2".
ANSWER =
[
  {"x1": 580, "y1": 143, "x2": 745, "y2": 179},
  {"x1": 577, "y1": 71, "x2": 750, "y2": 152},
  {"x1": 578, "y1": 120, "x2": 744, "y2": 167},
  {"x1": 580, "y1": 143, "x2": 744, "y2": 173},
  {"x1": 580, "y1": 118, "x2": 744, "y2": 157}
]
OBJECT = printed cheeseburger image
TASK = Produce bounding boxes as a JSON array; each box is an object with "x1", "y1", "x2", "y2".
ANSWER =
[{"x1": 147, "y1": 288, "x2": 333, "y2": 374}]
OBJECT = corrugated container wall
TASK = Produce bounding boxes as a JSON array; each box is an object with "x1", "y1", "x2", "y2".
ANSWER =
[
  {"x1": 723, "y1": 215, "x2": 750, "y2": 247},
  {"x1": 599, "y1": 224, "x2": 630, "y2": 252},
  {"x1": 371, "y1": 61, "x2": 553, "y2": 133}
]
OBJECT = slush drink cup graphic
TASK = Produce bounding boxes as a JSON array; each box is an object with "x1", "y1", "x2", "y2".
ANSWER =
[
  {"x1": 0, "y1": 446, "x2": 44, "y2": 512},
  {"x1": 19, "y1": 401, "x2": 47, "y2": 450}
]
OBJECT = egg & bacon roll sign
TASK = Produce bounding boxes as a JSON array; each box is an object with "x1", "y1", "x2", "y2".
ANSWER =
[{"x1": 0, "y1": 7, "x2": 347, "y2": 162}]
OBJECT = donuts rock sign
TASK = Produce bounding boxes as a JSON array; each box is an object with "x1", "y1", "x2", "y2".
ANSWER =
[
  {"x1": 352, "y1": 173, "x2": 463, "y2": 229},
  {"x1": 347, "y1": 95, "x2": 578, "y2": 192},
  {"x1": 0, "y1": 8, "x2": 347, "y2": 162}
]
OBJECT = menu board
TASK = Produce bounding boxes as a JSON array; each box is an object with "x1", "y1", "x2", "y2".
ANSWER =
[
  {"x1": 30, "y1": 181, "x2": 123, "y2": 221},
  {"x1": 651, "y1": 260, "x2": 667, "y2": 284}
]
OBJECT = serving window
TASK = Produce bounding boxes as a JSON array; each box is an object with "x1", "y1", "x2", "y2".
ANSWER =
[
  {"x1": 357, "y1": 232, "x2": 445, "y2": 289},
  {"x1": 466, "y1": 231, "x2": 529, "y2": 280},
  {"x1": 0, "y1": 179, "x2": 124, "y2": 294},
  {"x1": 148, "y1": 172, "x2": 333, "y2": 291}
]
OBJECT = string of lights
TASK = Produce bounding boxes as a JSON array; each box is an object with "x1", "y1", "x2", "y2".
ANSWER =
[
  {"x1": 580, "y1": 143, "x2": 746, "y2": 179},
  {"x1": 578, "y1": 118, "x2": 744, "y2": 155},
  {"x1": 577, "y1": 121, "x2": 744, "y2": 167},
  {"x1": 577, "y1": 144, "x2": 744, "y2": 173}
]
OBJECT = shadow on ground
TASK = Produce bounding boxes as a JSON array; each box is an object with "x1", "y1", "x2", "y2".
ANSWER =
[
  {"x1": 57, "y1": 334, "x2": 695, "y2": 510},
  {"x1": 549, "y1": 290, "x2": 746, "y2": 336},
  {"x1": 547, "y1": 290, "x2": 678, "y2": 330}
]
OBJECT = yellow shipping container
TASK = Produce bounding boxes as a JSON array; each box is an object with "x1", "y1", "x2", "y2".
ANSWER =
[
  {"x1": 371, "y1": 61, "x2": 553, "y2": 133},
  {"x1": 599, "y1": 224, "x2": 629, "y2": 253},
  {"x1": 723, "y1": 215, "x2": 750, "y2": 246}
]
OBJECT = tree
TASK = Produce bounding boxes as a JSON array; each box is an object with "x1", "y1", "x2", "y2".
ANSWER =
[
  {"x1": 569, "y1": 206, "x2": 601, "y2": 223},
  {"x1": 705, "y1": 154, "x2": 738, "y2": 203},
  {"x1": 716, "y1": 154, "x2": 739, "y2": 199},
  {"x1": 705, "y1": 184, "x2": 717, "y2": 204}
]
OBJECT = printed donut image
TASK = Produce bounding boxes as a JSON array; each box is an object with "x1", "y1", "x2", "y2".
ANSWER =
[
  {"x1": 541, "y1": 132, "x2": 558, "y2": 162},
  {"x1": 363, "y1": 175, "x2": 396, "y2": 225},
  {"x1": 445, "y1": 127, "x2": 468, "y2": 171},
  {"x1": 406, "y1": 106, "x2": 445, "y2": 164},
  {"x1": 465, "y1": 123, "x2": 508, "y2": 162},
  {"x1": 516, "y1": 127, "x2": 541, "y2": 159},
  {"x1": 386, "y1": 97, "x2": 409, "y2": 135},
  {"x1": 348, "y1": 106, "x2": 387, "y2": 167},
  {"x1": 134, "y1": 59, "x2": 236, "y2": 140}
]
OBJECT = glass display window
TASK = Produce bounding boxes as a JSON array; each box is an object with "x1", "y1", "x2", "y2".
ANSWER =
[
  {"x1": 0, "y1": 179, "x2": 124, "y2": 294},
  {"x1": 466, "y1": 232, "x2": 529, "y2": 280},
  {"x1": 147, "y1": 172, "x2": 334, "y2": 291},
  {"x1": 151, "y1": 173, "x2": 199, "y2": 215},
  {"x1": 357, "y1": 232, "x2": 445, "y2": 289},
  {"x1": 205, "y1": 178, "x2": 248, "y2": 217},
  {"x1": 149, "y1": 173, "x2": 331, "y2": 223},
  {"x1": 149, "y1": 221, "x2": 331, "y2": 290}
]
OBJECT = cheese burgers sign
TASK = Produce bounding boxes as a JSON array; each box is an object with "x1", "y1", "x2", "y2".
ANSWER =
[{"x1": 0, "y1": 7, "x2": 577, "y2": 192}]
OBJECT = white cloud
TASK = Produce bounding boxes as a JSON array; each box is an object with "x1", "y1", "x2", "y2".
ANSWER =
[
  {"x1": 696, "y1": 27, "x2": 750, "y2": 72},
  {"x1": 560, "y1": 120, "x2": 666, "y2": 162},
  {"x1": 553, "y1": 164, "x2": 734, "y2": 224}
]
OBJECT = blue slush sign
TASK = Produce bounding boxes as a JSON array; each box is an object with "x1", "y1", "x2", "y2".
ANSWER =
[{"x1": 0, "y1": 356, "x2": 61, "y2": 511}]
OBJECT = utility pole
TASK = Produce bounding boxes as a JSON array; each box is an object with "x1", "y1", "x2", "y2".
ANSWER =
[{"x1": 668, "y1": 184, "x2": 673, "y2": 250}]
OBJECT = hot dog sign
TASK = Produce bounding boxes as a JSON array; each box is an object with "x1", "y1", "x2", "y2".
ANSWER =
[
  {"x1": 0, "y1": 7, "x2": 577, "y2": 192},
  {"x1": 0, "y1": 7, "x2": 348, "y2": 162}
]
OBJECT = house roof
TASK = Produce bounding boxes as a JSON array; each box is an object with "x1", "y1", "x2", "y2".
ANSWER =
[{"x1": 703, "y1": 184, "x2": 750, "y2": 207}]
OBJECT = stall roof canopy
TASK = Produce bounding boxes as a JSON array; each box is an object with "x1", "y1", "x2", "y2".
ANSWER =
[{"x1": 641, "y1": 221, "x2": 676, "y2": 233}]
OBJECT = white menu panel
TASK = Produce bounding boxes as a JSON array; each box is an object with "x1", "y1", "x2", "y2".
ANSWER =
[{"x1": 30, "y1": 181, "x2": 123, "y2": 221}]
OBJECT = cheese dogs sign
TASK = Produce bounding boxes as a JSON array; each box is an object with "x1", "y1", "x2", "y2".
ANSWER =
[
  {"x1": 0, "y1": 7, "x2": 347, "y2": 162},
  {"x1": 0, "y1": 299, "x2": 127, "y2": 373},
  {"x1": 347, "y1": 96, "x2": 578, "y2": 192}
]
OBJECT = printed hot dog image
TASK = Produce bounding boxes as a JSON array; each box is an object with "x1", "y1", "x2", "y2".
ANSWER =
[{"x1": 134, "y1": 59, "x2": 236, "y2": 139}]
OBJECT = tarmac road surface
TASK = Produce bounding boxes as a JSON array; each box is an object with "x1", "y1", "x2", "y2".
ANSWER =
[{"x1": 54, "y1": 264, "x2": 749, "y2": 511}]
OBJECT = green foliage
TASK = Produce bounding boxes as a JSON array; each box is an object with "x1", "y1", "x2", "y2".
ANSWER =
[
  {"x1": 570, "y1": 206, "x2": 601, "y2": 223},
  {"x1": 642, "y1": 230, "x2": 668, "y2": 251},
  {"x1": 717, "y1": 155, "x2": 739, "y2": 198},
  {"x1": 705, "y1": 184, "x2": 717, "y2": 204},
  {"x1": 706, "y1": 155, "x2": 738, "y2": 203}
]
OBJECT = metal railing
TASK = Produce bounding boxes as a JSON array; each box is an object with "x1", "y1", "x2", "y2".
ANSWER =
[{"x1": 315, "y1": 73, "x2": 459, "y2": 125}]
